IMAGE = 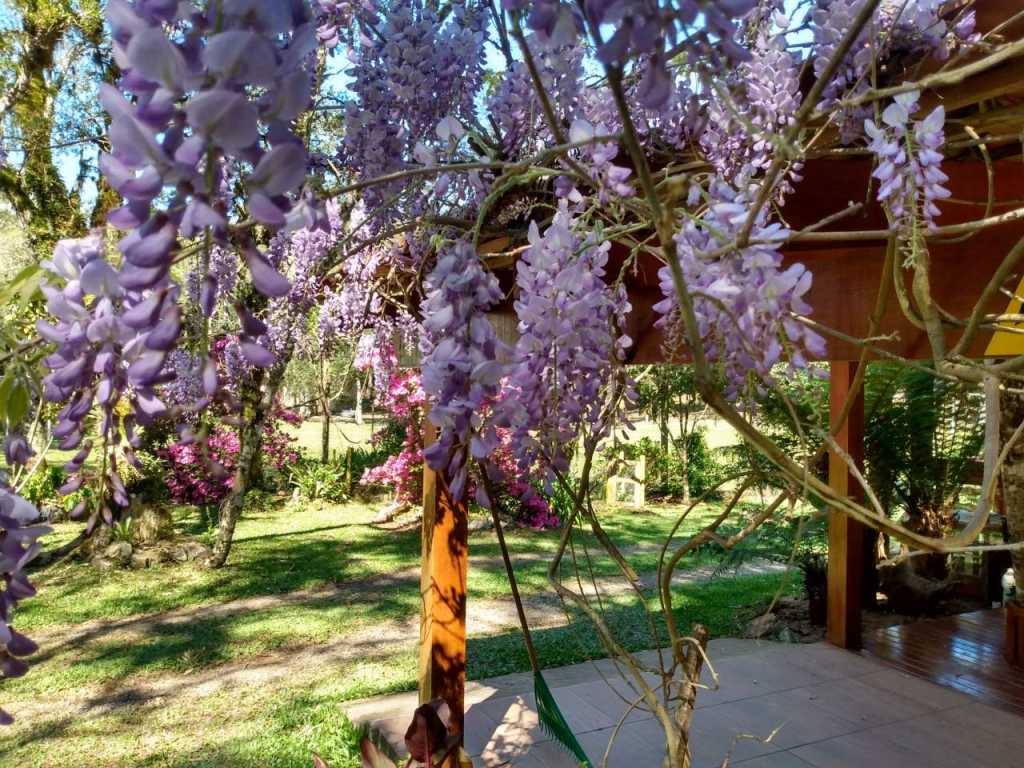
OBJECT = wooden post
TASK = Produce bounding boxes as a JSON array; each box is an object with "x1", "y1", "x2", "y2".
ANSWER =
[
  {"x1": 827, "y1": 361, "x2": 866, "y2": 649},
  {"x1": 419, "y1": 418, "x2": 468, "y2": 743}
]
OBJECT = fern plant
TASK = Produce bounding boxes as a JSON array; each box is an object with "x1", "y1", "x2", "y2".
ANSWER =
[{"x1": 865, "y1": 362, "x2": 984, "y2": 574}]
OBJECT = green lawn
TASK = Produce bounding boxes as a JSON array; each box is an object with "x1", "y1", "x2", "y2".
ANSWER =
[{"x1": 1, "y1": 494, "x2": 795, "y2": 767}]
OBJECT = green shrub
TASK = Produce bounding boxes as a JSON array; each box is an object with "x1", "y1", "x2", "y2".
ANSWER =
[
  {"x1": 615, "y1": 432, "x2": 722, "y2": 501},
  {"x1": 290, "y1": 458, "x2": 351, "y2": 502},
  {"x1": 21, "y1": 463, "x2": 65, "y2": 508}
]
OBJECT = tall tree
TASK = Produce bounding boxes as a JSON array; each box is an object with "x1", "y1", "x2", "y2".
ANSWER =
[{"x1": 0, "y1": 0, "x2": 107, "y2": 255}]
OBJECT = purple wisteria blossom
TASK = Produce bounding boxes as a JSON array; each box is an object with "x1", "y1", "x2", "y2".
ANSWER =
[
  {"x1": 702, "y1": 30, "x2": 802, "y2": 199},
  {"x1": 316, "y1": 0, "x2": 353, "y2": 49},
  {"x1": 101, "y1": 0, "x2": 319, "y2": 363},
  {"x1": 420, "y1": 241, "x2": 506, "y2": 502},
  {"x1": 500, "y1": 204, "x2": 634, "y2": 482},
  {"x1": 36, "y1": 234, "x2": 175, "y2": 520},
  {"x1": 0, "y1": 489, "x2": 49, "y2": 724},
  {"x1": 506, "y1": 0, "x2": 757, "y2": 108},
  {"x1": 813, "y1": 0, "x2": 976, "y2": 143},
  {"x1": 340, "y1": 0, "x2": 485, "y2": 224},
  {"x1": 865, "y1": 91, "x2": 949, "y2": 233},
  {"x1": 265, "y1": 201, "x2": 344, "y2": 359},
  {"x1": 495, "y1": 204, "x2": 630, "y2": 487},
  {"x1": 654, "y1": 180, "x2": 826, "y2": 399}
]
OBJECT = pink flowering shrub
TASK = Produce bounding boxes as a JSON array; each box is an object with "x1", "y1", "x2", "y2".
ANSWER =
[
  {"x1": 360, "y1": 371, "x2": 426, "y2": 503},
  {"x1": 162, "y1": 428, "x2": 238, "y2": 507},
  {"x1": 359, "y1": 372, "x2": 556, "y2": 528},
  {"x1": 161, "y1": 406, "x2": 300, "y2": 507},
  {"x1": 488, "y1": 427, "x2": 557, "y2": 530}
]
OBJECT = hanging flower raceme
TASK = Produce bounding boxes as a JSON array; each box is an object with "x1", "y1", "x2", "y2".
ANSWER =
[
  {"x1": 702, "y1": 30, "x2": 802, "y2": 199},
  {"x1": 865, "y1": 90, "x2": 949, "y2": 235},
  {"x1": 654, "y1": 180, "x2": 826, "y2": 400},
  {"x1": 813, "y1": 0, "x2": 975, "y2": 143},
  {"x1": 0, "y1": 489, "x2": 48, "y2": 725},
  {"x1": 101, "y1": 0, "x2": 319, "y2": 367},
  {"x1": 264, "y1": 201, "x2": 343, "y2": 359},
  {"x1": 505, "y1": 0, "x2": 756, "y2": 107},
  {"x1": 316, "y1": 0, "x2": 353, "y2": 49},
  {"x1": 37, "y1": 234, "x2": 180, "y2": 520},
  {"x1": 419, "y1": 241, "x2": 506, "y2": 503},
  {"x1": 500, "y1": 204, "x2": 633, "y2": 482},
  {"x1": 339, "y1": 0, "x2": 485, "y2": 224}
]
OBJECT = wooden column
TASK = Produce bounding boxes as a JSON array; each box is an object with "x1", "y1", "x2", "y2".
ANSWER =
[
  {"x1": 827, "y1": 361, "x2": 866, "y2": 649},
  {"x1": 419, "y1": 419, "x2": 469, "y2": 741}
]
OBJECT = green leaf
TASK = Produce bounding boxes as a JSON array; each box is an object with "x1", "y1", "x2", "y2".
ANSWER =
[
  {"x1": 7, "y1": 378, "x2": 30, "y2": 426},
  {"x1": 0, "y1": 373, "x2": 13, "y2": 423},
  {"x1": 0, "y1": 264, "x2": 39, "y2": 304}
]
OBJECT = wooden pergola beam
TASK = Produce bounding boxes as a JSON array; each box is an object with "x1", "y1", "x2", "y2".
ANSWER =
[
  {"x1": 419, "y1": 420, "x2": 469, "y2": 749},
  {"x1": 827, "y1": 361, "x2": 866, "y2": 649}
]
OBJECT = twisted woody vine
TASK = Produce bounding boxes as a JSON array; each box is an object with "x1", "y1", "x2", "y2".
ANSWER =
[{"x1": 1, "y1": 1, "x2": 1023, "y2": 765}]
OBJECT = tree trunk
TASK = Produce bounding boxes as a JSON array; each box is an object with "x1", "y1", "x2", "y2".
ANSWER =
[
  {"x1": 354, "y1": 376, "x2": 364, "y2": 425},
  {"x1": 321, "y1": 395, "x2": 331, "y2": 463},
  {"x1": 208, "y1": 351, "x2": 290, "y2": 568},
  {"x1": 1000, "y1": 389, "x2": 1024, "y2": 597},
  {"x1": 319, "y1": 351, "x2": 331, "y2": 463},
  {"x1": 679, "y1": 436, "x2": 690, "y2": 505}
]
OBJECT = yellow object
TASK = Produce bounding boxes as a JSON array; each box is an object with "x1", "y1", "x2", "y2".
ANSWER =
[{"x1": 985, "y1": 275, "x2": 1024, "y2": 356}]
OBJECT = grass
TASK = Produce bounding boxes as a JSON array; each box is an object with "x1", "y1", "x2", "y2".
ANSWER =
[{"x1": 2, "y1": 482, "x2": 794, "y2": 766}]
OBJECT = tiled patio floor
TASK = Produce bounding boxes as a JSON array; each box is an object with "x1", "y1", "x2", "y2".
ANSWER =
[{"x1": 345, "y1": 639, "x2": 1023, "y2": 767}]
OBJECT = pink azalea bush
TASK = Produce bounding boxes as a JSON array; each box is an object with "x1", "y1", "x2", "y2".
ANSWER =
[
  {"x1": 360, "y1": 371, "x2": 557, "y2": 528},
  {"x1": 360, "y1": 371, "x2": 426, "y2": 503},
  {"x1": 161, "y1": 407, "x2": 301, "y2": 507}
]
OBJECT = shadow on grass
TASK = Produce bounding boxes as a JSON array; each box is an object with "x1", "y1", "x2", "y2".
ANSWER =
[
  {"x1": 28, "y1": 512, "x2": 424, "y2": 630},
  {"x1": 23, "y1": 562, "x2": 423, "y2": 693}
]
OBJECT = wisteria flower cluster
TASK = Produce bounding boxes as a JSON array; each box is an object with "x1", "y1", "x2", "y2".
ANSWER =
[
  {"x1": 865, "y1": 90, "x2": 949, "y2": 235},
  {"x1": 654, "y1": 179, "x2": 826, "y2": 399},
  {"x1": 264, "y1": 201, "x2": 343, "y2": 360},
  {"x1": 339, "y1": 0, "x2": 485, "y2": 222},
  {"x1": 500, "y1": 204, "x2": 633, "y2": 482},
  {"x1": 813, "y1": 0, "x2": 974, "y2": 143},
  {"x1": 701, "y1": 30, "x2": 802, "y2": 199},
  {"x1": 36, "y1": 234, "x2": 175, "y2": 522},
  {"x1": 0, "y1": 489, "x2": 48, "y2": 724},
  {"x1": 488, "y1": 40, "x2": 586, "y2": 156},
  {"x1": 506, "y1": 0, "x2": 756, "y2": 109},
  {"x1": 102, "y1": 0, "x2": 320, "y2": 361},
  {"x1": 316, "y1": 0, "x2": 353, "y2": 49},
  {"x1": 420, "y1": 241, "x2": 506, "y2": 502}
]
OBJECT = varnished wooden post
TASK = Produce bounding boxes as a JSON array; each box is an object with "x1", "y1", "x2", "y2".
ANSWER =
[
  {"x1": 419, "y1": 418, "x2": 468, "y2": 742},
  {"x1": 827, "y1": 361, "x2": 866, "y2": 649}
]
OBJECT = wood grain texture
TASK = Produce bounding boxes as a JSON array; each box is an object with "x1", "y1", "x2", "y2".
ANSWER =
[{"x1": 862, "y1": 609, "x2": 1024, "y2": 718}]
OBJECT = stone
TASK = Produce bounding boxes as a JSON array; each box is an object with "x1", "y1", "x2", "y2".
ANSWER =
[
  {"x1": 103, "y1": 541, "x2": 133, "y2": 567},
  {"x1": 130, "y1": 548, "x2": 168, "y2": 569},
  {"x1": 171, "y1": 540, "x2": 212, "y2": 563},
  {"x1": 468, "y1": 516, "x2": 494, "y2": 533},
  {"x1": 133, "y1": 506, "x2": 174, "y2": 545}
]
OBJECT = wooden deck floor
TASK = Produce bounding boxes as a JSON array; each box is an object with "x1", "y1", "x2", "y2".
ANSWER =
[{"x1": 861, "y1": 608, "x2": 1024, "y2": 717}]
